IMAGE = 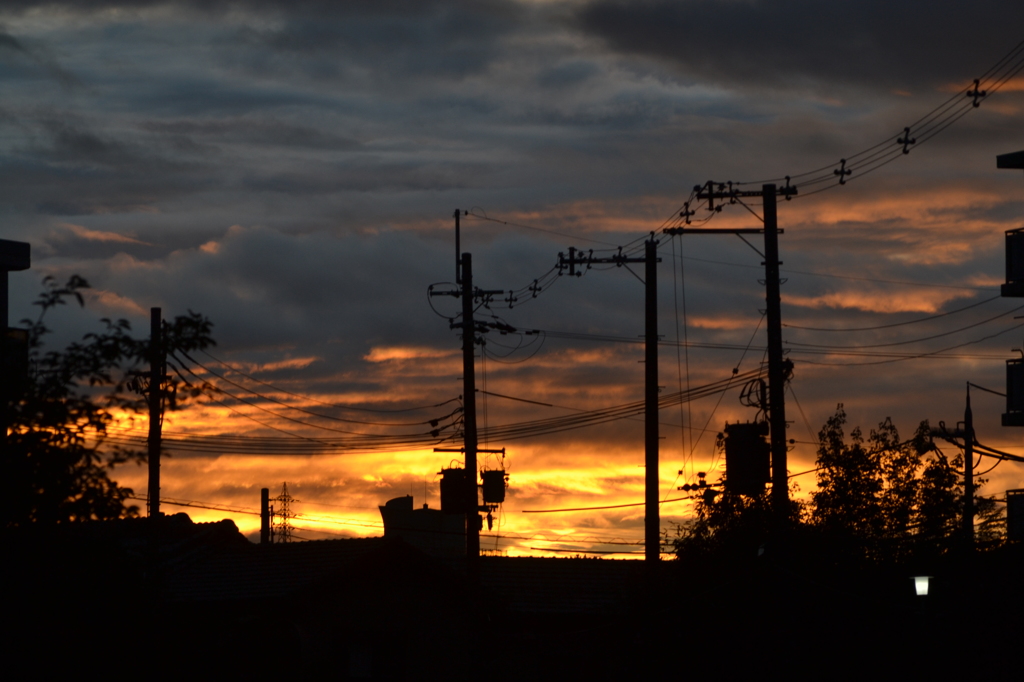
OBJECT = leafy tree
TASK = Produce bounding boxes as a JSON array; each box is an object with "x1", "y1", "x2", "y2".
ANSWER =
[
  {"x1": 811, "y1": 404, "x2": 987, "y2": 561},
  {"x1": 811, "y1": 408, "x2": 885, "y2": 545},
  {"x1": 915, "y1": 446, "x2": 963, "y2": 553},
  {"x1": 2, "y1": 275, "x2": 214, "y2": 527},
  {"x1": 674, "y1": 405, "x2": 992, "y2": 566},
  {"x1": 673, "y1": 441, "x2": 803, "y2": 566},
  {"x1": 673, "y1": 488, "x2": 772, "y2": 565}
]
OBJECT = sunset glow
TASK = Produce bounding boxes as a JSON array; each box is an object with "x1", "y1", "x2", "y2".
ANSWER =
[{"x1": 3, "y1": 2, "x2": 1023, "y2": 559}]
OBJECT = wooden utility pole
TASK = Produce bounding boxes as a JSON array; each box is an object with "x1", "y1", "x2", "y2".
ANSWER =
[
  {"x1": 644, "y1": 239, "x2": 660, "y2": 563},
  {"x1": 963, "y1": 384, "x2": 974, "y2": 548},
  {"x1": 148, "y1": 307, "x2": 162, "y2": 518},
  {"x1": 666, "y1": 182, "x2": 794, "y2": 520},
  {"x1": 762, "y1": 185, "x2": 789, "y2": 519},
  {"x1": 557, "y1": 243, "x2": 663, "y2": 562},
  {"x1": 430, "y1": 220, "x2": 505, "y2": 576},
  {"x1": 460, "y1": 253, "x2": 481, "y2": 575}
]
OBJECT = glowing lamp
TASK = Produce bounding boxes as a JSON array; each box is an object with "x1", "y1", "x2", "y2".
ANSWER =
[{"x1": 911, "y1": 575, "x2": 932, "y2": 597}]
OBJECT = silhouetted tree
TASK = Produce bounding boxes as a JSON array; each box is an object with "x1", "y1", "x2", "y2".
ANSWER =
[
  {"x1": 915, "y1": 445, "x2": 963, "y2": 553},
  {"x1": 675, "y1": 406, "x2": 995, "y2": 566},
  {"x1": 2, "y1": 276, "x2": 214, "y2": 527},
  {"x1": 673, "y1": 475, "x2": 802, "y2": 566},
  {"x1": 811, "y1": 405, "x2": 991, "y2": 561},
  {"x1": 673, "y1": 489, "x2": 770, "y2": 565}
]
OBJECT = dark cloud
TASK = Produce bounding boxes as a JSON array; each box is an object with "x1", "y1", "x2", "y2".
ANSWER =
[
  {"x1": 139, "y1": 118, "x2": 361, "y2": 151},
  {"x1": 0, "y1": 27, "x2": 79, "y2": 87},
  {"x1": 0, "y1": 117, "x2": 213, "y2": 215},
  {"x1": 575, "y1": 0, "x2": 1024, "y2": 93},
  {"x1": 0, "y1": 0, "x2": 510, "y2": 13},
  {"x1": 125, "y1": 78, "x2": 337, "y2": 117},
  {"x1": 0, "y1": 29, "x2": 28, "y2": 54},
  {"x1": 242, "y1": 159, "x2": 494, "y2": 195},
  {"x1": 5, "y1": 0, "x2": 527, "y2": 82},
  {"x1": 255, "y1": 1, "x2": 520, "y2": 77},
  {"x1": 536, "y1": 61, "x2": 600, "y2": 89}
]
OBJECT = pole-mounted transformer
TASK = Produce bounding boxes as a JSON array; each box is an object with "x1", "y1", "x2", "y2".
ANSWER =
[
  {"x1": 480, "y1": 469, "x2": 508, "y2": 504},
  {"x1": 723, "y1": 421, "x2": 771, "y2": 497},
  {"x1": 439, "y1": 466, "x2": 470, "y2": 515}
]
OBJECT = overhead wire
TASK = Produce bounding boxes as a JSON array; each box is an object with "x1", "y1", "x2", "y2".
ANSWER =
[
  {"x1": 92, "y1": 367, "x2": 762, "y2": 455},
  {"x1": 671, "y1": 234, "x2": 693, "y2": 487},
  {"x1": 464, "y1": 209, "x2": 620, "y2": 247},
  {"x1": 198, "y1": 349, "x2": 460, "y2": 414},
  {"x1": 675, "y1": 252, "x2": 996, "y2": 291},
  {"x1": 179, "y1": 350, "x2": 460, "y2": 428},
  {"x1": 786, "y1": 302, "x2": 1024, "y2": 349},
  {"x1": 783, "y1": 295, "x2": 1003, "y2": 332},
  {"x1": 792, "y1": 320, "x2": 1024, "y2": 366},
  {"x1": 173, "y1": 351, "x2": 459, "y2": 438},
  {"x1": 704, "y1": 39, "x2": 1024, "y2": 203}
]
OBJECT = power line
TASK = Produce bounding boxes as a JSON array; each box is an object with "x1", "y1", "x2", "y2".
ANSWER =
[
  {"x1": 783, "y1": 295, "x2": 1003, "y2": 332},
  {"x1": 522, "y1": 496, "x2": 693, "y2": 514},
  {"x1": 181, "y1": 350, "x2": 459, "y2": 427},
  {"x1": 685, "y1": 39, "x2": 1024, "y2": 209},
  {"x1": 172, "y1": 350, "x2": 460, "y2": 441},
  {"x1": 465, "y1": 209, "x2": 621, "y2": 247},
  {"x1": 786, "y1": 303, "x2": 1024, "y2": 349},
  {"x1": 90, "y1": 368, "x2": 763, "y2": 455},
  {"x1": 670, "y1": 252, "x2": 997, "y2": 292},
  {"x1": 792, "y1": 320, "x2": 1024, "y2": 366},
  {"x1": 199, "y1": 349, "x2": 461, "y2": 414}
]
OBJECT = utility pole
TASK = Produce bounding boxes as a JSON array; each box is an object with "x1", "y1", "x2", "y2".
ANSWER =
[
  {"x1": 148, "y1": 307, "x2": 162, "y2": 518},
  {"x1": 430, "y1": 214, "x2": 505, "y2": 576},
  {"x1": 963, "y1": 384, "x2": 974, "y2": 549},
  {"x1": 665, "y1": 182, "x2": 795, "y2": 521},
  {"x1": 558, "y1": 240, "x2": 662, "y2": 562},
  {"x1": 644, "y1": 239, "x2": 660, "y2": 563},
  {"x1": 460, "y1": 252, "x2": 481, "y2": 573},
  {"x1": 762, "y1": 185, "x2": 789, "y2": 520}
]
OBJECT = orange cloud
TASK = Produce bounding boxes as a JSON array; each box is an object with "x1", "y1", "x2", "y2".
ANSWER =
[
  {"x1": 83, "y1": 289, "x2": 148, "y2": 317},
  {"x1": 60, "y1": 222, "x2": 152, "y2": 245},
  {"x1": 243, "y1": 357, "x2": 321, "y2": 373},
  {"x1": 784, "y1": 288, "x2": 970, "y2": 313},
  {"x1": 365, "y1": 346, "x2": 459, "y2": 362}
]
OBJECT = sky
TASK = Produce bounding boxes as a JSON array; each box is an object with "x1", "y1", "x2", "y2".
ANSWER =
[{"x1": 3, "y1": 1, "x2": 1024, "y2": 556}]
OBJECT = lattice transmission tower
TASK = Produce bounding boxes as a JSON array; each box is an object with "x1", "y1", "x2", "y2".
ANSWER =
[{"x1": 272, "y1": 482, "x2": 296, "y2": 543}]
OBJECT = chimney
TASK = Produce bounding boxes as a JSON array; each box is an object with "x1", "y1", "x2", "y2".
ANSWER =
[{"x1": 260, "y1": 488, "x2": 271, "y2": 544}]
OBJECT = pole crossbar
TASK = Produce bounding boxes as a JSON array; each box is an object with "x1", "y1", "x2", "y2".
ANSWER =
[
  {"x1": 556, "y1": 246, "x2": 659, "y2": 277},
  {"x1": 694, "y1": 183, "x2": 797, "y2": 201},
  {"x1": 553, "y1": 240, "x2": 662, "y2": 564}
]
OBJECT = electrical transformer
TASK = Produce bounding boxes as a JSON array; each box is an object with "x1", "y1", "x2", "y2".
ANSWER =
[
  {"x1": 439, "y1": 467, "x2": 469, "y2": 515},
  {"x1": 481, "y1": 469, "x2": 508, "y2": 504},
  {"x1": 724, "y1": 421, "x2": 771, "y2": 497}
]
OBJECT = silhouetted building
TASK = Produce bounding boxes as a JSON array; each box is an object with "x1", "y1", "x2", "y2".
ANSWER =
[
  {"x1": 1008, "y1": 489, "x2": 1024, "y2": 542},
  {"x1": 379, "y1": 495, "x2": 464, "y2": 559}
]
